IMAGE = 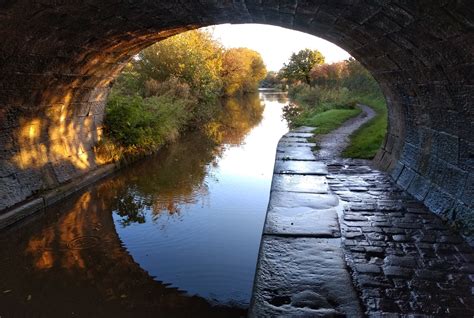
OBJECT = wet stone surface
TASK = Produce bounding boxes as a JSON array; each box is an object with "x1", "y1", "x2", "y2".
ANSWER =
[
  {"x1": 292, "y1": 126, "x2": 317, "y2": 133},
  {"x1": 269, "y1": 191, "x2": 339, "y2": 211},
  {"x1": 278, "y1": 140, "x2": 318, "y2": 148},
  {"x1": 251, "y1": 125, "x2": 474, "y2": 317},
  {"x1": 328, "y1": 162, "x2": 474, "y2": 317},
  {"x1": 251, "y1": 130, "x2": 362, "y2": 317},
  {"x1": 279, "y1": 137, "x2": 311, "y2": 144},
  {"x1": 274, "y1": 160, "x2": 328, "y2": 175},
  {"x1": 276, "y1": 146, "x2": 317, "y2": 161},
  {"x1": 250, "y1": 237, "x2": 362, "y2": 317},
  {"x1": 271, "y1": 175, "x2": 329, "y2": 193},
  {"x1": 285, "y1": 132, "x2": 314, "y2": 138},
  {"x1": 264, "y1": 206, "x2": 341, "y2": 238}
]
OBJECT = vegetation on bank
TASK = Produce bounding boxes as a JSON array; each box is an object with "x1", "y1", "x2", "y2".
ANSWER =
[
  {"x1": 96, "y1": 29, "x2": 267, "y2": 163},
  {"x1": 342, "y1": 94, "x2": 387, "y2": 158},
  {"x1": 284, "y1": 85, "x2": 361, "y2": 134},
  {"x1": 280, "y1": 51, "x2": 387, "y2": 159}
]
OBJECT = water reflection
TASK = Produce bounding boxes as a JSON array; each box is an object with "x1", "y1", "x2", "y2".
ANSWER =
[
  {"x1": 205, "y1": 94, "x2": 265, "y2": 146},
  {"x1": 0, "y1": 92, "x2": 288, "y2": 317},
  {"x1": 258, "y1": 91, "x2": 289, "y2": 103},
  {"x1": 0, "y1": 190, "x2": 246, "y2": 317},
  {"x1": 111, "y1": 94, "x2": 266, "y2": 226}
]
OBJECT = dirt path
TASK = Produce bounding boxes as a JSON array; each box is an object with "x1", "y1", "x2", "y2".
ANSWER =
[{"x1": 314, "y1": 104, "x2": 376, "y2": 160}]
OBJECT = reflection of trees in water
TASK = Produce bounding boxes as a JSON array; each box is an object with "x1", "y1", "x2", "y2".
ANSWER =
[
  {"x1": 261, "y1": 92, "x2": 288, "y2": 104},
  {"x1": 112, "y1": 93, "x2": 265, "y2": 226},
  {"x1": 0, "y1": 186, "x2": 245, "y2": 317},
  {"x1": 204, "y1": 93, "x2": 265, "y2": 146},
  {"x1": 0, "y1": 94, "x2": 266, "y2": 316}
]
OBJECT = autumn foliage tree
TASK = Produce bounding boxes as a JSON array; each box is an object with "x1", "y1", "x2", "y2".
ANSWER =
[
  {"x1": 135, "y1": 30, "x2": 223, "y2": 105},
  {"x1": 101, "y1": 29, "x2": 268, "y2": 157},
  {"x1": 221, "y1": 48, "x2": 267, "y2": 96},
  {"x1": 280, "y1": 49, "x2": 325, "y2": 85},
  {"x1": 310, "y1": 61, "x2": 348, "y2": 87}
]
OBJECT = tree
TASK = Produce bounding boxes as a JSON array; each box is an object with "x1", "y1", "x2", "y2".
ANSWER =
[
  {"x1": 221, "y1": 48, "x2": 267, "y2": 96},
  {"x1": 310, "y1": 61, "x2": 348, "y2": 87},
  {"x1": 343, "y1": 58, "x2": 379, "y2": 93},
  {"x1": 135, "y1": 30, "x2": 223, "y2": 104},
  {"x1": 281, "y1": 49, "x2": 325, "y2": 85},
  {"x1": 260, "y1": 71, "x2": 283, "y2": 89}
]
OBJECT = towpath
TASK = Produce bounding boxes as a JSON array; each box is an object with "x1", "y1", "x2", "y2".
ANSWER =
[{"x1": 250, "y1": 105, "x2": 474, "y2": 317}]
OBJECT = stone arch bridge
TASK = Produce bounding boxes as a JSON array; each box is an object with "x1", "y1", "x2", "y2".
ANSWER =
[{"x1": 0, "y1": 1, "x2": 472, "y2": 230}]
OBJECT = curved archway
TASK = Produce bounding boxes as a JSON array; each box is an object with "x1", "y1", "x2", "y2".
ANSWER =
[{"x1": 0, "y1": 1, "x2": 472, "y2": 230}]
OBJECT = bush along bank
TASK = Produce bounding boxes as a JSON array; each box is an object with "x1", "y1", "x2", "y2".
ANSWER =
[{"x1": 95, "y1": 29, "x2": 267, "y2": 164}]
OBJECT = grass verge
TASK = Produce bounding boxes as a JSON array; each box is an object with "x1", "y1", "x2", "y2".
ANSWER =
[
  {"x1": 342, "y1": 94, "x2": 387, "y2": 159},
  {"x1": 294, "y1": 108, "x2": 362, "y2": 134}
]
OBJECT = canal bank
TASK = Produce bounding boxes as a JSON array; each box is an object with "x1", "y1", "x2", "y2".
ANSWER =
[
  {"x1": 249, "y1": 126, "x2": 363, "y2": 317},
  {"x1": 250, "y1": 106, "x2": 474, "y2": 316}
]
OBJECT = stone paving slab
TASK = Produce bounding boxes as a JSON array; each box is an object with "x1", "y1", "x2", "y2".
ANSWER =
[
  {"x1": 250, "y1": 236, "x2": 362, "y2": 317},
  {"x1": 271, "y1": 174, "x2": 329, "y2": 193},
  {"x1": 252, "y1": 124, "x2": 474, "y2": 317},
  {"x1": 274, "y1": 160, "x2": 328, "y2": 175},
  {"x1": 292, "y1": 126, "x2": 315, "y2": 133},
  {"x1": 264, "y1": 206, "x2": 340, "y2": 238},
  {"x1": 269, "y1": 191, "x2": 339, "y2": 210},
  {"x1": 278, "y1": 141, "x2": 318, "y2": 148},
  {"x1": 285, "y1": 132, "x2": 314, "y2": 138},
  {"x1": 251, "y1": 131, "x2": 359, "y2": 317},
  {"x1": 279, "y1": 137, "x2": 310, "y2": 143},
  {"x1": 276, "y1": 146, "x2": 316, "y2": 161}
]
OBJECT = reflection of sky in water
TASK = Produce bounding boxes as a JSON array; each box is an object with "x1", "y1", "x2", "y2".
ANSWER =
[
  {"x1": 218, "y1": 94, "x2": 289, "y2": 179},
  {"x1": 113, "y1": 92, "x2": 288, "y2": 307}
]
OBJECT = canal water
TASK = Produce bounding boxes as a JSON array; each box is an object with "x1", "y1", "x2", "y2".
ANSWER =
[{"x1": 0, "y1": 92, "x2": 289, "y2": 317}]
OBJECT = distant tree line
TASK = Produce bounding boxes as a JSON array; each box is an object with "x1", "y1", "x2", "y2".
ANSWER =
[{"x1": 260, "y1": 48, "x2": 379, "y2": 94}]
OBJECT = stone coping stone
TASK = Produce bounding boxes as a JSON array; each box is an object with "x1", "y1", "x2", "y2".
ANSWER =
[
  {"x1": 276, "y1": 146, "x2": 316, "y2": 161},
  {"x1": 249, "y1": 236, "x2": 362, "y2": 317},
  {"x1": 0, "y1": 198, "x2": 44, "y2": 229},
  {"x1": 279, "y1": 137, "x2": 309, "y2": 143},
  {"x1": 0, "y1": 164, "x2": 116, "y2": 230},
  {"x1": 264, "y1": 206, "x2": 341, "y2": 238},
  {"x1": 271, "y1": 174, "x2": 329, "y2": 193},
  {"x1": 269, "y1": 191, "x2": 339, "y2": 210},
  {"x1": 274, "y1": 160, "x2": 328, "y2": 175},
  {"x1": 278, "y1": 141, "x2": 318, "y2": 148},
  {"x1": 292, "y1": 126, "x2": 315, "y2": 133},
  {"x1": 285, "y1": 132, "x2": 314, "y2": 138}
]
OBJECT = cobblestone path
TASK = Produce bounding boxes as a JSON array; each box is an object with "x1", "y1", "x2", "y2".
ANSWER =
[
  {"x1": 251, "y1": 105, "x2": 474, "y2": 317},
  {"x1": 328, "y1": 160, "x2": 474, "y2": 316}
]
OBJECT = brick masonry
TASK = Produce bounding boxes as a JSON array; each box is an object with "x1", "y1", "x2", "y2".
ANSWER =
[{"x1": 0, "y1": 1, "x2": 472, "y2": 232}]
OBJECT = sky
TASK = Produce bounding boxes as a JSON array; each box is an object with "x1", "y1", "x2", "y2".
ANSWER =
[{"x1": 205, "y1": 24, "x2": 351, "y2": 72}]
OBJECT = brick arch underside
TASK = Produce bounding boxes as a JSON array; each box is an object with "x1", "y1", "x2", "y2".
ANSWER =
[{"x1": 0, "y1": 1, "x2": 472, "y2": 233}]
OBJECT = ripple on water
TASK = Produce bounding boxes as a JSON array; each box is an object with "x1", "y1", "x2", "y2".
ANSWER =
[{"x1": 67, "y1": 236, "x2": 100, "y2": 250}]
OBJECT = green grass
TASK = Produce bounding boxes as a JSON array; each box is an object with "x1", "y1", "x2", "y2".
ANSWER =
[
  {"x1": 294, "y1": 108, "x2": 362, "y2": 134},
  {"x1": 285, "y1": 84, "x2": 388, "y2": 159},
  {"x1": 342, "y1": 94, "x2": 387, "y2": 159}
]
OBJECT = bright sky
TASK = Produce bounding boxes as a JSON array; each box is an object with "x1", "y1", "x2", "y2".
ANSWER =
[{"x1": 205, "y1": 24, "x2": 351, "y2": 72}]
